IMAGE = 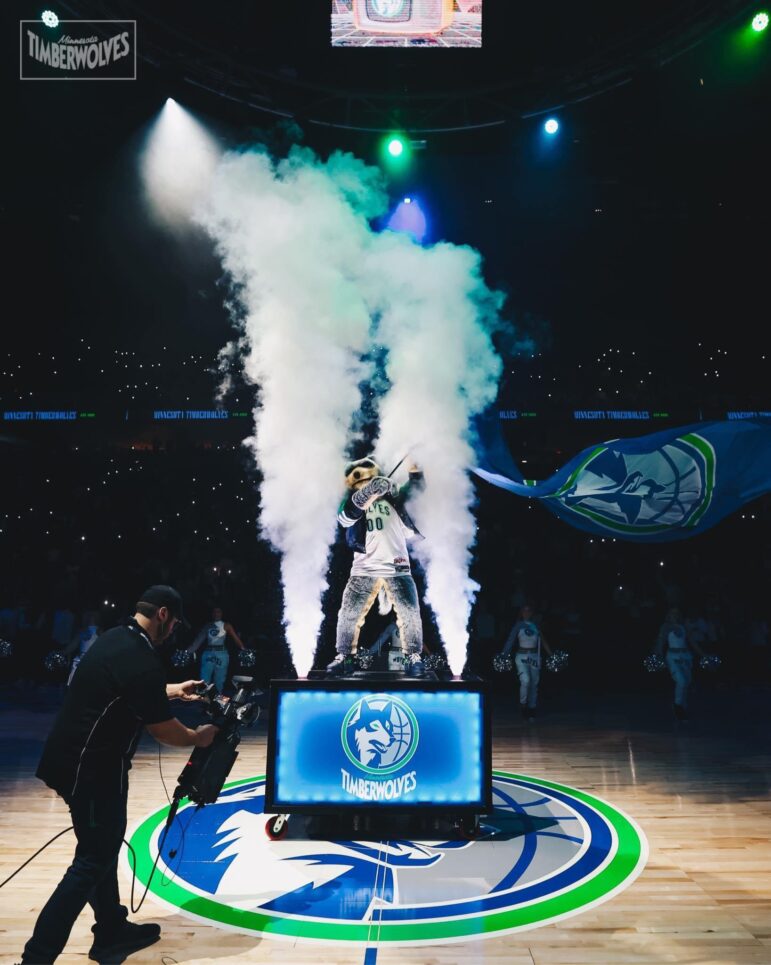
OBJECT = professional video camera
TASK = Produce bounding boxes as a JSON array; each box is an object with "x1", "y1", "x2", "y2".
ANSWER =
[{"x1": 172, "y1": 676, "x2": 267, "y2": 811}]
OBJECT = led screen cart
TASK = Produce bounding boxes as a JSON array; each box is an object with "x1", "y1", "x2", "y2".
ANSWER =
[{"x1": 265, "y1": 677, "x2": 492, "y2": 839}]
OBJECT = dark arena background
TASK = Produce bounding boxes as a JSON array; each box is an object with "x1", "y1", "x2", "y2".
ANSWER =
[{"x1": 2, "y1": 2, "x2": 771, "y2": 964}]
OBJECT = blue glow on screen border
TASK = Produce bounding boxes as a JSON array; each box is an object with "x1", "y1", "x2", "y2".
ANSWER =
[{"x1": 273, "y1": 689, "x2": 484, "y2": 806}]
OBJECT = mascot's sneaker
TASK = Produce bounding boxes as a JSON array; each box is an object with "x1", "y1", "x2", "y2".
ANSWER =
[
  {"x1": 89, "y1": 921, "x2": 161, "y2": 962},
  {"x1": 352, "y1": 476, "x2": 392, "y2": 511},
  {"x1": 406, "y1": 654, "x2": 426, "y2": 678},
  {"x1": 326, "y1": 653, "x2": 348, "y2": 677}
]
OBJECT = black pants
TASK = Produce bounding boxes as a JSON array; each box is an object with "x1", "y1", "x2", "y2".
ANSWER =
[{"x1": 22, "y1": 782, "x2": 129, "y2": 963}]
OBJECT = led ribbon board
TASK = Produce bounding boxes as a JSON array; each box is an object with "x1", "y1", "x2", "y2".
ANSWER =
[{"x1": 266, "y1": 681, "x2": 491, "y2": 811}]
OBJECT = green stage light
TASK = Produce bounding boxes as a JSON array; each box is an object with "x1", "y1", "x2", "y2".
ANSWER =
[
  {"x1": 752, "y1": 11, "x2": 768, "y2": 31},
  {"x1": 380, "y1": 134, "x2": 411, "y2": 170}
]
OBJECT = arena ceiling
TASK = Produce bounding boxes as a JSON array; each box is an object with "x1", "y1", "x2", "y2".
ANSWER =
[{"x1": 58, "y1": 0, "x2": 757, "y2": 132}]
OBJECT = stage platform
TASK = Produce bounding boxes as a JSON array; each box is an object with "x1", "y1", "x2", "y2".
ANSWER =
[{"x1": 1, "y1": 684, "x2": 770, "y2": 964}]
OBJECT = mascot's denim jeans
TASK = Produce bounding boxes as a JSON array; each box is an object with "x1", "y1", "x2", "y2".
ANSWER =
[{"x1": 336, "y1": 575, "x2": 423, "y2": 656}]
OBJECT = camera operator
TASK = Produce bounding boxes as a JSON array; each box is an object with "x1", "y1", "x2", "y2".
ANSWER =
[{"x1": 21, "y1": 586, "x2": 218, "y2": 965}]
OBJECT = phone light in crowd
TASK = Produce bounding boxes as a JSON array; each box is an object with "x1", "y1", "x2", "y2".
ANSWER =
[
  {"x1": 41, "y1": 10, "x2": 59, "y2": 28},
  {"x1": 752, "y1": 11, "x2": 769, "y2": 31},
  {"x1": 544, "y1": 118, "x2": 559, "y2": 135}
]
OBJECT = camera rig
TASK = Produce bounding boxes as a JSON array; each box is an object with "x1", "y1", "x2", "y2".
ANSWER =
[{"x1": 167, "y1": 676, "x2": 266, "y2": 825}]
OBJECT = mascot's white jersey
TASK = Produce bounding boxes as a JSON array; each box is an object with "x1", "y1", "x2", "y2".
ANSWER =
[{"x1": 350, "y1": 500, "x2": 413, "y2": 578}]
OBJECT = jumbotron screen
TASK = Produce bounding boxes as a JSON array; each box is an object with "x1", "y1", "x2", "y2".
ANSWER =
[
  {"x1": 265, "y1": 681, "x2": 491, "y2": 811},
  {"x1": 331, "y1": 1, "x2": 483, "y2": 48}
]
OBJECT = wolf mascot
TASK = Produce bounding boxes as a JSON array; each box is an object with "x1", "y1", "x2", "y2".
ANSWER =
[{"x1": 328, "y1": 457, "x2": 426, "y2": 677}]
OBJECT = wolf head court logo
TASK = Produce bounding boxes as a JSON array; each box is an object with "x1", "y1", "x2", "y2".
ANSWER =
[
  {"x1": 342, "y1": 693, "x2": 418, "y2": 774},
  {"x1": 126, "y1": 773, "x2": 647, "y2": 945},
  {"x1": 553, "y1": 432, "x2": 715, "y2": 535}
]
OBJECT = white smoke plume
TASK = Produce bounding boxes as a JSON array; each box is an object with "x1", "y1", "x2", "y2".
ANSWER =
[
  {"x1": 196, "y1": 148, "x2": 386, "y2": 676},
  {"x1": 366, "y1": 234, "x2": 502, "y2": 672},
  {"x1": 195, "y1": 144, "x2": 504, "y2": 676}
]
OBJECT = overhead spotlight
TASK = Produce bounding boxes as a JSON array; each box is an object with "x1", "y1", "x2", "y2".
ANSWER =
[
  {"x1": 387, "y1": 196, "x2": 428, "y2": 243},
  {"x1": 544, "y1": 118, "x2": 559, "y2": 135},
  {"x1": 388, "y1": 137, "x2": 405, "y2": 157},
  {"x1": 752, "y1": 11, "x2": 769, "y2": 30},
  {"x1": 41, "y1": 10, "x2": 59, "y2": 27}
]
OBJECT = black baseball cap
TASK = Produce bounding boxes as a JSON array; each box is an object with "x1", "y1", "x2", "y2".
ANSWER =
[{"x1": 137, "y1": 585, "x2": 189, "y2": 627}]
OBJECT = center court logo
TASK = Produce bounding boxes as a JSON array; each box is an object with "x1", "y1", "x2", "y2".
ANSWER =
[{"x1": 125, "y1": 771, "x2": 648, "y2": 945}]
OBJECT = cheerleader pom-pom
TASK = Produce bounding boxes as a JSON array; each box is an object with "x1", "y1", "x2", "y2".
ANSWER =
[
  {"x1": 238, "y1": 649, "x2": 257, "y2": 669},
  {"x1": 700, "y1": 654, "x2": 721, "y2": 672},
  {"x1": 0, "y1": 639, "x2": 13, "y2": 659},
  {"x1": 493, "y1": 654, "x2": 513, "y2": 673},
  {"x1": 546, "y1": 649, "x2": 570, "y2": 673},
  {"x1": 357, "y1": 651, "x2": 374, "y2": 670},
  {"x1": 643, "y1": 653, "x2": 665, "y2": 673},
  {"x1": 171, "y1": 649, "x2": 194, "y2": 669},
  {"x1": 44, "y1": 651, "x2": 69, "y2": 674}
]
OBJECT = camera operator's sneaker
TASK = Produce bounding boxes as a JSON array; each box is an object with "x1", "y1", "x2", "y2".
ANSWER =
[
  {"x1": 406, "y1": 654, "x2": 425, "y2": 678},
  {"x1": 351, "y1": 476, "x2": 392, "y2": 511},
  {"x1": 89, "y1": 921, "x2": 161, "y2": 962},
  {"x1": 326, "y1": 653, "x2": 348, "y2": 678}
]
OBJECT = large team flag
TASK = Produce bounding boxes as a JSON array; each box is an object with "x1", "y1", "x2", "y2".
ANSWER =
[{"x1": 472, "y1": 415, "x2": 771, "y2": 541}]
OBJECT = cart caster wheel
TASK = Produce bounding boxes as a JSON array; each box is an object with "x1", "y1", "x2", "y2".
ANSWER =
[
  {"x1": 266, "y1": 814, "x2": 289, "y2": 840},
  {"x1": 455, "y1": 816, "x2": 481, "y2": 840}
]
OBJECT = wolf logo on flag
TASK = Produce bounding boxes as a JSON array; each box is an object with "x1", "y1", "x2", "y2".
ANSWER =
[{"x1": 552, "y1": 432, "x2": 715, "y2": 535}]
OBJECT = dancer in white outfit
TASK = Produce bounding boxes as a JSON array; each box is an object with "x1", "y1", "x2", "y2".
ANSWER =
[
  {"x1": 501, "y1": 604, "x2": 553, "y2": 721},
  {"x1": 655, "y1": 607, "x2": 706, "y2": 721},
  {"x1": 187, "y1": 606, "x2": 246, "y2": 693}
]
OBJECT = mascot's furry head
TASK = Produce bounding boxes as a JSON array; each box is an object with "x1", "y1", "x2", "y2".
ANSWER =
[{"x1": 344, "y1": 456, "x2": 382, "y2": 490}]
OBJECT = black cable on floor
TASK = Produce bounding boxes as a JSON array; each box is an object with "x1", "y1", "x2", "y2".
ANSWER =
[{"x1": 0, "y1": 826, "x2": 73, "y2": 889}]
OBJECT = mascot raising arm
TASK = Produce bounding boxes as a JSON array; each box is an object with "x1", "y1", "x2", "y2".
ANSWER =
[{"x1": 327, "y1": 456, "x2": 426, "y2": 677}]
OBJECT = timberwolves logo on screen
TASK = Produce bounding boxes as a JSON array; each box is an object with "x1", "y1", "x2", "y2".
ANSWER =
[
  {"x1": 341, "y1": 692, "x2": 419, "y2": 775},
  {"x1": 125, "y1": 772, "x2": 647, "y2": 945},
  {"x1": 553, "y1": 432, "x2": 715, "y2": 535}
]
